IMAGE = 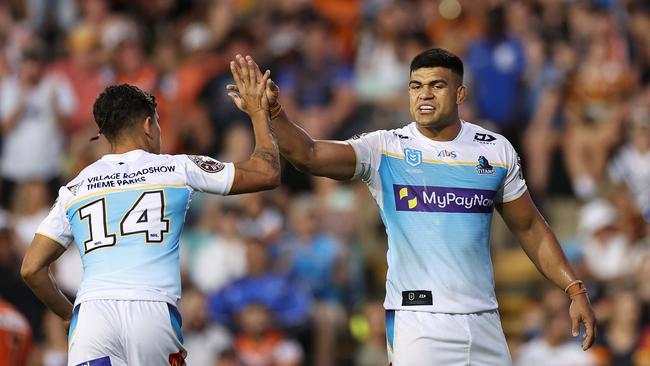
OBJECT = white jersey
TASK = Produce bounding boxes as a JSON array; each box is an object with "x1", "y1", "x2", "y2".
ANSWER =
[
  {"x1": 348, "y1": 121, "x2": 526, "y2": 313},
  {"x1": 37, "y1": 149, "x2": 235, "y2": 306}
]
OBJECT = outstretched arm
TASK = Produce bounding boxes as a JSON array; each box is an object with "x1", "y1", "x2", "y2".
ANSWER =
[
  {"x1": 497, "y1": 192, "x2": 596, "y2": 350},
  {"x1": 271, "y1": 108, "x2": 356, "y2": 180},
  {"x1": 229, "y1": 55, "x2": 357, "y2": 181},
  {"x1": 226, "y1": 55, "x2": 281, "y2": 194}
]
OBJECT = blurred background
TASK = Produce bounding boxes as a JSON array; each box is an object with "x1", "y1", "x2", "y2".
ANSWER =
[{"x1": 0, "y1": 0, "x2": 648, "y2": 365}]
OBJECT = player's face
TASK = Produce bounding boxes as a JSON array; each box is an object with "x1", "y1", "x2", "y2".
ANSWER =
[{"x1": 408, "y1": 67, "x2": 465, "y2": 129}]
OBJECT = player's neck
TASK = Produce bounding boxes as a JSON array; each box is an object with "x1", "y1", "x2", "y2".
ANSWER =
[
  {"x1": 416, "y1": 119, "x2": 462, "y2": 142},
  {"x1": 111, "y1": 140, "x2": 151, "y2": 155}
]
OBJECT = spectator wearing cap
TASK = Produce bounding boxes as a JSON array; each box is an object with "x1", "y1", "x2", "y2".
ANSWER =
[
  {"x1": 578, "y1": 199, "x2": 633, "y2": 281},
  {"x1": 0, "y1": 40, "x2": 76, "y2": 207}
]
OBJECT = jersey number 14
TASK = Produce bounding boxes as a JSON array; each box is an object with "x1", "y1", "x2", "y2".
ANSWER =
[{"x1": 78, "y1": 190, "x2": 170, "y2": 253}]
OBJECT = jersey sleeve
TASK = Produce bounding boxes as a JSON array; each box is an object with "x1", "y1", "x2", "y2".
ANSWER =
[
  {"x1": 495, "y1": 140, "x2": 527, "y2": 203},
  {"x1": 178, "y1": 155, "x2": 235, "y2": 195},
  {"x1": 36, "y1": 187, "x2": 74, "y2": 248},
  {"x1": 346, "y1": 130, "x2": 384, "y2": 183}
]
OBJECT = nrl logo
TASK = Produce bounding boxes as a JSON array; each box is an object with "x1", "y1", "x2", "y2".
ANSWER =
[{"x1": 404, "y1": 148, "x2": 422, "y2": 167}]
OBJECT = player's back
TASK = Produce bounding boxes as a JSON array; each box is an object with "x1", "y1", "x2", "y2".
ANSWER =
[{"x1": 38, "y1": 149, "x2": 234, "y2": 306}]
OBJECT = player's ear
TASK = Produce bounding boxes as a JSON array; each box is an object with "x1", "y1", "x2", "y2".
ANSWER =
[
  {"x1": 143, "y1": 116, "x2": 154, "y2": 137},
  {"x1": 456, "y1": 84, "x2": 467, "y2": 105}
]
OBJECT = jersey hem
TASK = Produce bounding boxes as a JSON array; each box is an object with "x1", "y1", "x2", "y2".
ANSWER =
[
  {"x1": 74, "y1": 289, "x2": 178, "y2": 307},
  {"x1": 224, "y1": 162, "x2": 235, "y2": 195},
  {"x1": 35, "y1": 231, "x2": 70, "y2": 248},
  {"x1": 497, "y1": 186, "x2": 528, "y2": 204},
  {"x1": 346, "y1": 141, "x2": 363, "y2": 180},
  {"x1": 382, "y1": 305, "x2": 499, "y2": 314}
]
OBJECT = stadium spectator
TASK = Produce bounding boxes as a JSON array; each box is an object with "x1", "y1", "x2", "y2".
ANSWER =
[
  {"x1": 1, "y1": 1, "x2": 650, "y2": 363},
  {"x1": 515, "y1": 289, "x2": 596, "y2": 366},
  {"x1": 28, "y1": 310, "x2": 67, "y2": 366},
  {"x1": 562, "y1": 6, "x2": 632, "y2": 199},
  {"x1": 0, "y1": 298, "x2": 32, "y2": 366},
  {"x1": 233, "y1": 303, "x2": 303, "y2": 366},
  {"x1": 180, "y1": 287, "x2": 232, "y2": 366},
  {"x1": 578, "y1": 199, "x2": 633, "y2": 281},
  {"x1": 207, "y1": 239, "x2": 312, "y2": 330},
  {"x1": 11, "y1": 181, "x2": 50, "y2": 255},
  {"x1": 276, "y1": 13, "x2": 356, "y2": 140},
  {"x1": 198, "y1": 28, "x2": 260, "y2": 154},
  {"x1": 466, "y1": 5, "x2": 526, "y2": 135},
  {"x1": 608, "y1": 106, "x2": 650, "y2": 217},
  {"x1": 50, "y1": 23, "x2": 106, "y2": 137},
  {"x1": 591, "y1": 288, "x2": 645, "y2": 365},
  {"x1": 354, "y1": 2, "x2": 410, "y2": 130},
  {"x1": 188, "y1": 202, "x2": 247, "y2": 294},
  {"x1": 276, "y1": 193, "x2": 346, "y2": 366},
  {"x1": 0, "y1": 41, "x2": 75, "y2": 207},
  {"x1": 353, "y1": 301, "x2": 389, "y2": 366}
]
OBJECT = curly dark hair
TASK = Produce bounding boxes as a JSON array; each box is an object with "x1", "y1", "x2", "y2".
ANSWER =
[{"x1": 92, "y1": 84, "x2": 157, "y2": 143}]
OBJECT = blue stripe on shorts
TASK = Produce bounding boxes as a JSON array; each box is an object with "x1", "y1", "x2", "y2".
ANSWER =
[
  {"x1": 386, "y1": 310, "x2": 395, "y2": 350},
  {"x1": 168, "y1": 303, "x2": 184, "y2": 344},
  {"x1": 68, "y1": 304, "x2": 80, "y2": 342}
]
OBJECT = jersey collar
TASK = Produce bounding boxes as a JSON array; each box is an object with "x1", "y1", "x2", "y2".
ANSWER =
[
  {"x1": 101, "y1": 149, "x2": 148, "y2": 162},
  {"x1": 409, "y1": 120, "x2": 466, "y2": 146}
]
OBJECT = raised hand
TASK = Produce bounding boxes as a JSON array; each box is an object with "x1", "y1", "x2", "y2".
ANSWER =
[
  {"x1": 226, "y1": 55, "x2": 279, "y2": 114},
  {"x1": 226, "y1": 54, "x2": 270, "y2": 115}
]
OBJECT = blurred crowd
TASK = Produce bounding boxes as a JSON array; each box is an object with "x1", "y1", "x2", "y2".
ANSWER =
[{"x1": 0, "y1": 0, "x2": 648, "y2": 365}]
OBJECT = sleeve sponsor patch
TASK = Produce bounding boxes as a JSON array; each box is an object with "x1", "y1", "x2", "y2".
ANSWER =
[{"x1": 188, "y1": 155, "x2": 225, "y2": 173}]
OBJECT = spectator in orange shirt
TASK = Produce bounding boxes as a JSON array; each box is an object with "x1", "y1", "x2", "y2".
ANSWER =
[
  {"x1": 0, "y1": 298, "x2": 32, "y2": 366},
  {"x1": 234, "y1": 303, "x2": 303, "y2": 366}
]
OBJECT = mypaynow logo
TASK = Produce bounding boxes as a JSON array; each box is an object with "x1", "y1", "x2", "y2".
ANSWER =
[{"x1": 394, "y1": 185, "x2": 495, "y2": 213}]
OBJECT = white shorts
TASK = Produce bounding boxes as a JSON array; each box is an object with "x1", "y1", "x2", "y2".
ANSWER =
[
  {"x1": 67, "y1": 300, "x2": 186, "y2": 366},
  {"x1": 386, "y1": 310, "x2": 512, "y2": 366}
]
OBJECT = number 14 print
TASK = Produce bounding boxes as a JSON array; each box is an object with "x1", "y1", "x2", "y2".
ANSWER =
[{"x1": 78, "y1": 190, "x2": 170, "y2": 253}]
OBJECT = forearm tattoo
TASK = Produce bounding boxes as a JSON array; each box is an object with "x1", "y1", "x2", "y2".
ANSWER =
[{"x1": 252, "y1": 147, "x2": 280, "y2": 172}]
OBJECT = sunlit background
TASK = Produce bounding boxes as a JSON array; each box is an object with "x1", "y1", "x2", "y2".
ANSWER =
[{"x1": 0, "y1": 0, "x2": 649, "y2": 365}]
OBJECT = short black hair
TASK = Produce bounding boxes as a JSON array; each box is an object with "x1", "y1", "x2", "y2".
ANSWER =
[
  {"x1": 410, "y1": 48, "x2": 464, "y2": 80},
  {"x1": 92, "y1": 84, "x2": 157, "y2": 142}
]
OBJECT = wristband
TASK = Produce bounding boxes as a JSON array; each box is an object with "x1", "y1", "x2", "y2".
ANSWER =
[
  {"x1": 269, "y1": 104, "x2": 283, "y2": 119},
  {"x1": 569, "y1": 288, "x2": 588, "y2": 299},
  {"x1": 564, "y1": 280, "x2": 583, "y2": 294}
]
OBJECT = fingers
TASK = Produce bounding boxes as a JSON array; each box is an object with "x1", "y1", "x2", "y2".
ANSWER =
[
  {"x1": 261, "y1": 69, "x2": 271, "y2": 87},
  {"x1": 230, "y1": 60, "x2": 244, "y2": 90},
  {"x1": 236, "y1": 54, "x2": 250, "y2": 85},
  {"x1": 571, "y1": 315, "x2": 579, "y2": 337},
  {"x1": 246, "y1": 55, "x2": 264, "y2": 81},
  {"x1": 582, "y1": 319, "x2": 596, "y2": 350},
  {"x1": 226, "y1": 84, "x2": 238, "y2": 91},
  {"x1": 226, "y1": 92, "x2": 244, "y2": 111},
  {"x1": 267, "y1": 79, "x2": 279, "y2": 92},
  {"x1": 246, "y1": 56, "x2": 257, "y2": 85}
]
